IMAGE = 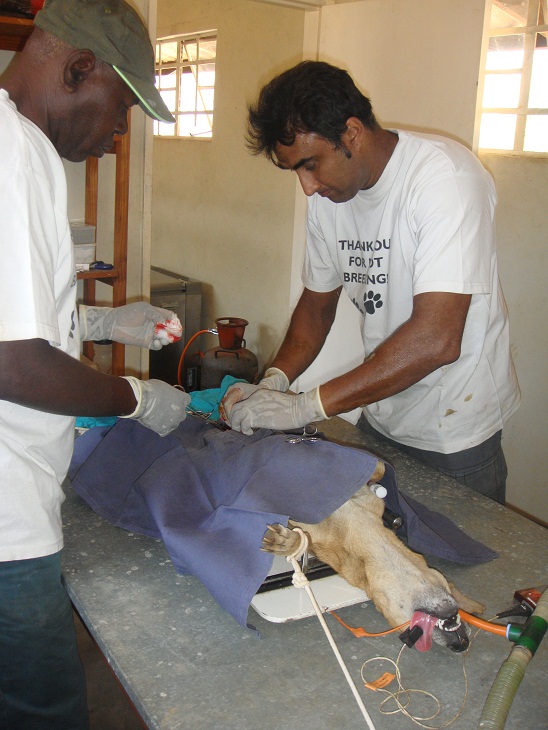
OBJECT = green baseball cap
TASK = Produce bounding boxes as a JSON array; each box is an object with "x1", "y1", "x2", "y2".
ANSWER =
[{"x1": 34, "y1": 0, "x2": 174, "y2": 123}]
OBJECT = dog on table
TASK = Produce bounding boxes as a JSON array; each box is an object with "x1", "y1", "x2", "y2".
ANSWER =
[{"x1": 261, "y1": 460, "x2": 485, "y2": 652}]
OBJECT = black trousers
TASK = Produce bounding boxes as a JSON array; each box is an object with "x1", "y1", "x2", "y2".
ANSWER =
[
  {"x1": 0, "y1": 552, "x2": 89, "y2": 730},
  {"x1": 357, "y1": 415, "x2": 508, "y2": 504}
]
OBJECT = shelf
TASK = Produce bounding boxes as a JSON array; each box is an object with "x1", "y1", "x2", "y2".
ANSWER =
[
  {"x1": 81, "y1": 124, "x2": 130, "y2": 375},
  {"x1": 0, "y1": 15, "x2": 33, "y2": 52},
  {"x1": 77, "y1": 269, "x2": 119, "y2": 281}
]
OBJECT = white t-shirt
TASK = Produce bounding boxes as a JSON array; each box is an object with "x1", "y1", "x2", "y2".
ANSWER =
[
  {"x1": 303, "y1": 130, "x2": 520, "y2": 453},
  {"x1": 0, "y1": 89, "x2": 79, "y2": 561}
]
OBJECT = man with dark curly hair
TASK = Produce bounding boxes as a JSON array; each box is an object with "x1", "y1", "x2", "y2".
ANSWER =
[{"x1": 223, "y1": 61, "x2": 520, "y2": 506}]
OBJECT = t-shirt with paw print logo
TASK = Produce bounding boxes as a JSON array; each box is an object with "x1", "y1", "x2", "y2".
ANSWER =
[{"x1": 302, "y1": 130, "x2": 520, "y2": 454}]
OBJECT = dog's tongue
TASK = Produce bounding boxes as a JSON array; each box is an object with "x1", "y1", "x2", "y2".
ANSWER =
[{"x1": 410, "y1": 611, "x2": 438, "y2": 652}]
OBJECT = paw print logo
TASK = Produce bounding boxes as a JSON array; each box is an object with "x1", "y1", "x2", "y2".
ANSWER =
[{"x1": 364, "y1": 290, "x2": 383, "y2": 314}]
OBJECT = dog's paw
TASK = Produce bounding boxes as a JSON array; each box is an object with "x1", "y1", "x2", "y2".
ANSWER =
[
  {"x1": 261, "y1": 523, "x2": 302, "y2": 556},
  {"x1": 449, "y1": 582, "x2": 485, "y2": 615}
]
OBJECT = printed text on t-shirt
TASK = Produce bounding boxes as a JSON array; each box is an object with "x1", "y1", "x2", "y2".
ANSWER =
[{"x1": 340, "y1": 238, "x2": 390, "y2": 288}]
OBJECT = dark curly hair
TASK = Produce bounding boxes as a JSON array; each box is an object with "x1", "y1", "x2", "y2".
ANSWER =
[{"x1": 247, "y1": 61, "x2": 378, "y2": 162}]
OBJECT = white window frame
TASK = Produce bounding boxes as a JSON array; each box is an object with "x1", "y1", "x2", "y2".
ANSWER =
[
  {"x1": 476, "y1": 0, "x2": 548, "y2": 156},
  {"x1": 154, "y1": 30, "x2": 217, "y2": 139}
]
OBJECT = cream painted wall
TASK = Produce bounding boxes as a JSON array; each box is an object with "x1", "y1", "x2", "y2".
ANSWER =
[
  {"x1": 481, "y1": 154, "x2": 548, "y2": 522},
  {"x1": 153, "y1": 0, "x2": 306, "y2": 366},
  {"x1": 317, "y1": 0, "x2": 486, "y2": 145}
]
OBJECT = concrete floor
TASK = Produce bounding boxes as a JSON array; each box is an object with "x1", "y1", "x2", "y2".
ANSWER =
[{"x1": 74, "y1": 611, "x2": 144, "y2": 730}]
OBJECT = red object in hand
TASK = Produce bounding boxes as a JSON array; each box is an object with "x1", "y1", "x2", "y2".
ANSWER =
[{"x1": 154, "y1": 317, "x2": 183, "y2": 345}]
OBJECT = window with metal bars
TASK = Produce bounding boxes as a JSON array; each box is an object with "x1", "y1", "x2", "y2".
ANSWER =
[
  {"x1": 478, "y1": 0, "x2": 547, "y2": 154},
  {"x1": 154, "y1": 31, "x2": 217, "y2": 138}
]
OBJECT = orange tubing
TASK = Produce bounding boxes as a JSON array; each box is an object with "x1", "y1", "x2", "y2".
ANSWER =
[
  {"x1": 176, "y1": 329, "x2": 214, "y2": 386},
  {"x1": 331, "y1": 609, "x2": 509, "y2": 640},
  {"x1": 330, "y1": 610, "x2": 409, "y2": 638},
  {"x1": 459, "y1": 610, "x2": 508, "y2": 637}
]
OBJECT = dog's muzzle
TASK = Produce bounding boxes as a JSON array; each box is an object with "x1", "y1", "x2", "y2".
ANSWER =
[{"x1": 436, "y1": 614, "x2": 470, "y2": 652}]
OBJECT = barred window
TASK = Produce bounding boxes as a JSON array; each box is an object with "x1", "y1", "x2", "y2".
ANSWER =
[
  {"x1": 477, "y1": 0, "x2": 547, "y2": 154},
  {"x1": 154, "y1": 31, "x2": 217, "y2": 138}
]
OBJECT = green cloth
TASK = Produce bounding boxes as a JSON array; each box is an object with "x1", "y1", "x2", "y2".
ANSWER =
[
  {"x1": 188, "y1": 375, "x2": 247, "y2": 421},
  {"x1": 75, "y1": 416, "x2": 118, "y2": 429}
]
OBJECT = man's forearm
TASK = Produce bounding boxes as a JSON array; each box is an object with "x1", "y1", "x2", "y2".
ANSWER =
[
  {"x1": 270, "y1": 286, "x2": 341, "y2": 384},
  {"x1": 319, "y1": 291, "x2": 472, "y2": 416},
  {"x1": 0, "y1": 338, "x2": 136, "y2": 416},
  {"x1": 270, "y1": 336, "x2": 322, "y2": 385}
]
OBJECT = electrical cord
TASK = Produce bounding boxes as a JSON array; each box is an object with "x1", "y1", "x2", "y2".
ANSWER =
[{"x1": 360, "y1": 638, "x2": 471, "y2": 729}]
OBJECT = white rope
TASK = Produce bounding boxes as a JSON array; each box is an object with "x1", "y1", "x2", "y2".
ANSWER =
[
  {"x1": 360, "y1": 640, "x2": 470, "y2": 729},
  {"x1": 287, "y1": 528, "x2": 378, "y2": 730}
]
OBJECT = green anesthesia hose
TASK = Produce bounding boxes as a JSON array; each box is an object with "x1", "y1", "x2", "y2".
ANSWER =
[{"x1": 478, "y1": 587, "x2": 548, "y2": 729}]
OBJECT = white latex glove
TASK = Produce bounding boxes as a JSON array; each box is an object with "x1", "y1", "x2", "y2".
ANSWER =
[
  {"x1": 79, "y1": 303, "x2": 182, "y2": 350},
  {"x1": 220, "y1": 367, "x2": 290, "y2": 421},
  {"x1": 228, "y1": 386, "x2": 328, "y2": 435},
  {"x1": 120, "y1": 377, "x2": 190, "y2": 436}
]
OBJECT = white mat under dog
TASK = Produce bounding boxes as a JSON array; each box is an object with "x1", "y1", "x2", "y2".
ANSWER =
[{"x1": 251, "y1": 555, "x2": 369, "y2": 623}]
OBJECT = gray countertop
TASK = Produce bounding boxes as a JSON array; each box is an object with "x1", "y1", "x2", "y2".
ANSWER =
[{"x1": 62, "y1": 418, "x2": 547, "y2": 730}]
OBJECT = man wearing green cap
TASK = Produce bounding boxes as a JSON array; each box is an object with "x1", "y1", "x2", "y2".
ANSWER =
[{"x1": 0, "y1": 1, "x2": 183, "y2": 727}]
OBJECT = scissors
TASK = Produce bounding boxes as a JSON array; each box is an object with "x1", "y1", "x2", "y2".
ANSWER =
[
  {"x1": 285, "y1": 435, "x2": 322, "y2": 444},
  {"x1": 285, "y1": 424, "x2": 322, "y2": 444}
]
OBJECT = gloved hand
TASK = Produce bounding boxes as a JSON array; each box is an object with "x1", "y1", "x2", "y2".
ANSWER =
[
  {"x1": 79, "y1": 302, "x2": 182, "y2": 350},
  {"x1": 228, "y1": 386, "x2": 328, "y2": 435},
  {"x1": 121, "y1": 377, "x2": 190, "y2": 436},
  {"x1": 220, "y1": 367, "x2": 289, "y2": 421}
]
